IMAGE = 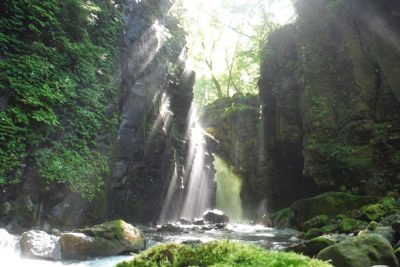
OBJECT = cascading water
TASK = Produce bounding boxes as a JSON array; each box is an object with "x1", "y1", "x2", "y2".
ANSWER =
[
  {"x1": 213, "y1": 156, "x2": 243, "y2": 221},
  {"x1": 0, "y1": 228, "x2": 134, "y2": 266},
  {"x1": 159, "y1": 105, "x2": 214, "y2": 222},
  {"x1": 180, "y1": 106, "x2": 213, "y2": 219}
]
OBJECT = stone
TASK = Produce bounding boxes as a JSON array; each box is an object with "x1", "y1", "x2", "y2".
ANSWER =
[
  {"x1": 361, "y1": 204, "x2": 388, "y2": 221},
  {"x1": 317, "y1": 233, "x2": 398, "y2": 267},
  {"x1": 20, "y1": 230, "x2": 61, "y2": 260},
  {"x1": 290, "y1": 192, "x2": 376, "y2": 228},
  {"x1": 394, "y1": 247, "x2": 400, "y2": 264},
  {"x1": 303, "y1": 228, "x2": 324, "y2": 240},
  {"x1": 392, "y1": 220, "x2": 400, "y2": 235},
  {"x1": 372, "y1": 226, "x2": 396, "y2": 245},
  {"x1": 287, "y1": 235, "x2": 336, "y2": 257},
  {"x1": 178, "y1": 218, "x2": 191, "y2": 225},
  {"x1": 337, "y1": 218, "x2": 368, "y2": 234},
  {"x1": 157, "y1": 223, "x2": 183, "y2": 233},
  {"x1": 302, "y1": 215, "x2": 330, "y2": 231},
  {"x1": 369, "y1": 221, "x2": 379, "y2": 231},
  {"x1": 60, "y1": 220, "x2": 144, "y2": 260},
  {"x1": 271, "y1": 208, "x2": 293, "y2": 228},
  {"x1": 193, "y1": 218, "x2": 205, "y2": 225},
  {"x1": 203, "y1": 209, "x2": 229, "y2": 224},
  {"x1": 320, "y1": 224, "x2": 338, "y2": 234}
]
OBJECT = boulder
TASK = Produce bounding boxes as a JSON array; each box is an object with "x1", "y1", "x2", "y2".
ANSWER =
[
  {"x1": 303, "y1": 228, "x2": 324, "y2": 240},
  {"x1": 290, "y1": 192, "x2": 376, "y2": 228},
  {"x1": 60, "y1": 220, "x2": 144, "y2": 260},
  {"x1": 317, "y1": 233, "x2": 398, "y2": 267},
  {"x1": 157, "y1": 223, "x2": 183, "y2": 233},
  {"x1": 203, "y1": 209, "x2": 229, "y2": 224},
  {"x1": 302, "y1": 215, "x2": 330, "y2": 231},
  {"x1": 361, "y1": 204, "x2": 388, "y2": 221},
  {"x1": 372, "y1": 226, "x2": 396, "y2": 245},
  {"x1": 271, "y1": 208, "x2": 293, "y2": 228},
  {"x1": 20, "y1": 230, "x2": 61, "y2": 260},
  {"x1": 392, "y1": 220, "x2": 400, "y2": 235},
  {"x1": 337, "y1": 218, "x2": 368, "y2": 234},
  {"x1": 287, "y1": 235, "x2": 336, "y2": 257},
  {"x1": 394, "y1": 247, "x2": 400, "y2": 264}
]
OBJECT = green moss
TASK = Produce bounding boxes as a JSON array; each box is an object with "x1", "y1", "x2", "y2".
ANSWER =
[
  {"x1": 319, "y1": 224, "x2": 338, "y2": 234},
  {"x1": 304, "y1": 228, "x2": 325, "y2": 240},
  {"x1": 0, "y1": 0, "x2": 123, "y2": 198},
  {"x1": 337, "y1": 218, "x2": 368, "y2": 234},
  {"x1": 80, "y1": 219, "x2": 127, "y2": 240},
  {"x1": 271, "y1": 208, "x2": 293, "y2": 228},
  {"x1": 117, "y1": 241, "x2": 332, "y2": 267},
  {"x1": 290, "y1": 192, "x2": 376, "y2": 227},
  {"x1": 368, "y1": 221, "x2": 379, "y2": 231},
  {"x1": 302, "y1": 215, "x2": 330, "y2": 231},
  {"x1": 361, "y1": 204, "x2": 389, "y2": 221}
]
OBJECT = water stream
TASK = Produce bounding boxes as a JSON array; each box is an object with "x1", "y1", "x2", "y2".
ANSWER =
[{"x1": 0, "y1": 225, "x2": 300, "y2": 267}]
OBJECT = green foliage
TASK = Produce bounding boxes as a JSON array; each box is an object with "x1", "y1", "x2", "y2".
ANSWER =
[
  {"x1": 117, "y1": 241, "x2": 332, "y2": 267},
  {"x1": 35, "y1": 141, "x2": 108, "y2": 201},
  {"x1": 0, "y1": 0, "x2": 123, "y2": 199},
  {"x1": 306, "y1": 135, "x2": 373, "y2": 179}
]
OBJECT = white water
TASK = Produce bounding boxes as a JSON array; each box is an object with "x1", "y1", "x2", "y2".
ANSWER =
[
  {"x1": 159, "y1": 105, "x2": 213, "y2": 223},
  {"x1": 181, "y1": 106, "x2": 212, "y2": 219},
  {"x1": 0, "y1": 229, "x2": 134, "y2": 267}
]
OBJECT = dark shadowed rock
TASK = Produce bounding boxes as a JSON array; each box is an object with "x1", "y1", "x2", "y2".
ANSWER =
[{"x1": 203, "y1": 209, "x2": 229, "y2": 224}]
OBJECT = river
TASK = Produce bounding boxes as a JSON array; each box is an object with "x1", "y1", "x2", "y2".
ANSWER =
[{"x1": 0, "y1": 223, "x2": 299, "y2": 266}]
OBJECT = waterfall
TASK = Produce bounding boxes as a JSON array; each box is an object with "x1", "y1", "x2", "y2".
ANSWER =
[
  {"x1": 159, "y1": 105, "x2": 214, "y2": 222},
  {"x1": 214, "y1": 156, "x2": 243, "y2": 221},
  {"x1": 180, "y1": 106, "x2": 213, "y2": 219}
]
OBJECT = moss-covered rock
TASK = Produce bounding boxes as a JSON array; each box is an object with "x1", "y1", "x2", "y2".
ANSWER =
[
  {"x1": 337, "y1": 218, "x2": 368, "y2": 234},
  {"x1": 117, "y1": 241, "x2": 332, "y2": 267},
  {"x1": 394, "y1": 247, "x2": 400, "y2": 264},
  {"x1": 319, "y1": 224, "x2": 338, "y2": 234},
  {"x1": 368, "y1": 221, "x2": 379, "y2": 231},
  {"x1": 361, "y1": 203, "x2": 389, "y2": 221},
  {"x1": 302, "y1": 215, "x2": 330, "y2": 231},
  {"x1": 290, "y1": 192, "x2": 376, "y2": 227},
  {"x1": 317, "y1": 233, "x2": 398, "y2": 267},
  {"x1": 288, "y1": 236, "x2": 336, "y2": 257},
  {"x1": 60, "y1": 220, "x2": 144, "y2": 260},
  {"x1": 271, "y1": 208, "x2": 294, "y2": 228},
  {"x1": 304, "y1": 228, "x2": 325, "y2": 240}
]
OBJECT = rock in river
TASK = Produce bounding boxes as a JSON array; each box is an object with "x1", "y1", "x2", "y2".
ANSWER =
[
  {"x1": 60, "y1": 219, "x2": 145, "y2": 260},
  {"x1": 20, "y1": 230, "x2": 61, "y2": 260},
  {"x1": 203, "y1": 209, "x2": 230, "y2": 224}
]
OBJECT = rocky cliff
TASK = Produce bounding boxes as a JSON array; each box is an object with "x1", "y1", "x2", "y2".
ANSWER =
[
  {"x1": 109, "y1": 0, "x2": 197, "y2": 223},
  {"x1": 0, "y1": 0, "x2": 195, "y2": 230},
  {"x1": 259, "y1": 0, "x2": 400, "y2": 211}
]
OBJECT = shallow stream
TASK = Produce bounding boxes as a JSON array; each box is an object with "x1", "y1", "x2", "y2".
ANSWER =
[{"x1": 1, "y1": 223, "x2": 299, "y2": 266}]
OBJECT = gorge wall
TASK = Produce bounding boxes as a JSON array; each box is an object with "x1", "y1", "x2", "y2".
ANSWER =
[
  {"x1": 0, "y1": 0, "x2": 196, "y2": 230},
  {"x1": 259, "y1": 0, "x2": 400, "y2": 212}
]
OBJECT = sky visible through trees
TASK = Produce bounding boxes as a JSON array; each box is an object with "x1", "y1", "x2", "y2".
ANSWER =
[{"x1": 171, "y1": 0, "x2": 296, "y2": 106}]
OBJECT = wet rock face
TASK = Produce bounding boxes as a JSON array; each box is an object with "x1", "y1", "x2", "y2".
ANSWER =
[
  {"x1": 259, "y1": 0, "x2": 400, "y2": 211},
  {"x1": 108, "y1": 0, "x2": 196, "y2": 223},
  {"x1": 20, "y1": 230, "x2": 61, "y2": 260}
]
